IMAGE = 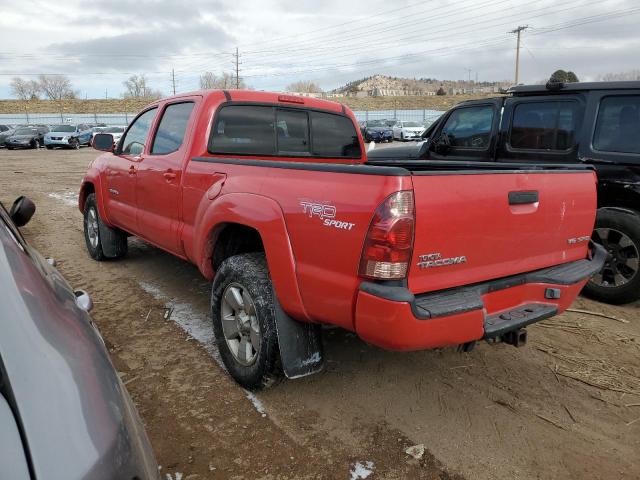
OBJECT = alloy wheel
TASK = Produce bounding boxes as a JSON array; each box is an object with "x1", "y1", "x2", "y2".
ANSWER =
[
  {"x1": 220, "y1": 282, "x2": 261, "y2": 366},
  {"x1": 590, "y1": 227, "x2": 640, "y2": 288},
  {"x1": 87, "y1": 207, "x2": 99, "y2": 249}
]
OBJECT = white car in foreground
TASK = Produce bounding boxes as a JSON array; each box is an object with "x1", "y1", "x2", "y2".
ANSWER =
[{"x1": 392, "y1": 121, "x2": 425, "y2": 141}]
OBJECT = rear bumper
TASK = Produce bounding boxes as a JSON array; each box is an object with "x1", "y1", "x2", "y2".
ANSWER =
[
  {"x1": 44, "y1": 138, "x2": 71, "y2": 146},
  {"x1": 354, "y1": 243, "x2": 607, "y2": 350}
]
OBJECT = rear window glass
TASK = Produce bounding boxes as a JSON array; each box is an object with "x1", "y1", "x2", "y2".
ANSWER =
[
  {"x1": 593, "y1": 95, "x2": 640, "y2": 154},
  {"x1": 209, "y1": 106, "x2": 275, "y2": 155},
  {"x1": 151, "y1": 102, "x2": 194, "y2": 154},
  {"x1": 510, "y1": 101, "x2": 578, "y2": 151},
  {"x1": 209, "y1": 105, "x2": 361, "y2": 158},
  {"x1": 276, "y1": 109, "x2": 309, "y2": 155},
  {"x1": 310, "y1": 111, "x2": 361, "y2": 158},
  {"x1": 440, "y1": 105, "x2": 494, "y2": 149}
]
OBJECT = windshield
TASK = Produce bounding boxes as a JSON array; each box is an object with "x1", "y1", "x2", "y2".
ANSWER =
[
  {"x1": 404, "y1": 122, "x2": 421, "y2": 127},
  {"x1": 50, "y1": 125, "x2": 76, "y2": 132},
  {"x1": 15, "y1": 128, "x2": 36, "y2": 135},
  {"x1": 365, "y1": 120, "x2": 385, "y2": 127},
  {"x1": 104, "y1": 127, "x2": 125, "y2": 133}
]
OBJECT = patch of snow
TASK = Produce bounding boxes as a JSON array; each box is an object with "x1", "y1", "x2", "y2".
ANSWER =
[
  {"x1": 245, "y1": 390, "x2": 267, "y2": 417},
  {"x1": 350, "y1": 461, "x2": 374, "y2": 480},
  {"x1": 138, "y1": 281, "x2": 223, "y2": 367},
  {"x1": 165, "y1": 473, "x2": 183, "y2": 480},
  {"x1": 48, "y1": 191, "x2": 79, "y2": 207}
]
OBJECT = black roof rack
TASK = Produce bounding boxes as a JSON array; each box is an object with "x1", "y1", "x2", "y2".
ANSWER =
[{"x1": 507, "y1": 81, "x2": 640, "y2": 95}]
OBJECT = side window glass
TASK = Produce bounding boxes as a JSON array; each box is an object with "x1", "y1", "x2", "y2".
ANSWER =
[
  {"x1": 310, "y1": 111, "x2": 361, "y2": 158},
  {"x1": 510, "y1": 101, "x2": 578, "y2": 151},
  {"x1": 120, "y1": 108, "x2": 157, "y2": 156},
  {"x1": 440, "y1": 106, "x2": 494, "y2": 149},
  {"x1": 151, "y1": 102, "x2": 195, "y2": 155},
  {"x1": 209, "y1": 105, "x2": 275, "y2": 155},
  {"x1": 593, "y1": 95, "x2": 640, "y2": 154},
  {"x1": 276, "y1": 109, "x2": 309, "y2": 155}
]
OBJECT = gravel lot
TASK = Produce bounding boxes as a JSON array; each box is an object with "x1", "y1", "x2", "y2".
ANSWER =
[{"x1": 1, "y1": 146, "x2": 639, "y2": 480}]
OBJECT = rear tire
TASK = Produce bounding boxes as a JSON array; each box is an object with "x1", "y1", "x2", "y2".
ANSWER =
[
  {"x1": 583, "y1": 208, "x2": 640, "y2": 304},
  {"x1": 83, "y1": 193, "x2": 128, "y2": 261},
  {"x1": 211, "y1": 252, "x2": 282, "y2": 390},
  {"x1": 32, "y1": 139, "x2": 40, "y2": 149}
]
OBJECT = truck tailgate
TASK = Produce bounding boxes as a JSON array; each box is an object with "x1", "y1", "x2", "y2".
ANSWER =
[{"x1": 409, "y1": 169, "x2": 597, "y2": 294}]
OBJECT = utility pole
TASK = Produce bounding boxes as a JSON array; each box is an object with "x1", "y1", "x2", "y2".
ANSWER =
[
  {"x1": 509, "y1": 25, "x2": 528, "y2": 85},
  {"x1": 465, "y1": 68, "x2": 472, "y2": 83},
  {"x1": 233, "y1": 47, "x2": 241, "y2": 89},
  {"x1": 105, "y1": 88, "x2": 108, "y2": 99},
  {"x1": 171, "y1": 68, "x2": 176, "y2": 95}
]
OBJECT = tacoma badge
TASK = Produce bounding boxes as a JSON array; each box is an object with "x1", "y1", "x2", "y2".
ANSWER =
[{"x1": 417, "y1": 252, "x2": 467, "y2": 269}]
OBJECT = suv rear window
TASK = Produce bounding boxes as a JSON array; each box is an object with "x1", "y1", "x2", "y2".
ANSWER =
[
  {"x1": 510, "y1": 101, "x2": 578, "y2": 151},
  {"x1": 209, "y1": 105, "x2": 361, "y2": 158},
  {"x1": 593, "y1": 95, "x2": 640, "y2": 154}
]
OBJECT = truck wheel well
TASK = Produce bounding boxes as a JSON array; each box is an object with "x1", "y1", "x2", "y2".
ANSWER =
[
  {"x1": 212, "y1": 224, "x2": 265, "y2": 271},
  {"x1": 79, "y1": 182, "x2": 95, "y2": 210}
]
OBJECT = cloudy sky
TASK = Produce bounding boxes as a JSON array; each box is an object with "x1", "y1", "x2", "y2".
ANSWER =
[{"x1": 1, "y1": 0, "x2": 639, "y2": 98}]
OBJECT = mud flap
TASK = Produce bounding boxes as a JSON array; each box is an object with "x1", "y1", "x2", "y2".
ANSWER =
[{"x1": 273, "y1": 294, "x2": 324, "y2": 379}]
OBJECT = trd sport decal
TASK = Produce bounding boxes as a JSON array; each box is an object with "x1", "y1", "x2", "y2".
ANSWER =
[{"x1": 299, "y1": 200, "x2": 355, "y2": 231}]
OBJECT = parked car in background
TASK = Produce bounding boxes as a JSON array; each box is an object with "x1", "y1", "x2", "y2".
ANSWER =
[
  {"x1": 91, "y1": 126, "x2": 126, "y2": 146},
  {"x1": 44, "y1": 124, "x2": 93, "y2": 149},
  {"x1": 0, "y1": 196, "x2": 158, "y2": 480},
  {"x1": 393, "y1": 120, "x2": 425, "y2": 141},
  {"x1": 4, "y1": 126, "x2": 49, "y2": 149},
  {"x1": 0, "y1": 126, "x2": 16, "y2": 147},
  {"x1": 361, "y1": 119, "x2": 393, "y2": 142},
  {"x1": 369, "y1": 81, "x2": 640, "y2": 304}
]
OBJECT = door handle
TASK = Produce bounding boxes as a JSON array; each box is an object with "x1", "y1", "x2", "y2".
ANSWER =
[
  {"x1": 508, "y1": 191, "x2": 538, "y2": 205},
  {"x1": 129, "y1": 165, "x2": 137, "y2": 175},
  {"x1": 163, "y1": 170, "x2": 177, "y2": 180}
]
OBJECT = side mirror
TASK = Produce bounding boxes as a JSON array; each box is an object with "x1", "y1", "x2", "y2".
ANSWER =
[
  {"x1": 93, "y1": 133, "x2": 115, "y2": 152},
  {"x1": 10, "y1": 196, "x2": 36, "y2": 227}
]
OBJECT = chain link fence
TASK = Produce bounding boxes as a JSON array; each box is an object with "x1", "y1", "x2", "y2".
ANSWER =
[{"x1": 0, "y1": 108, "x2": 444, "y2": 128}]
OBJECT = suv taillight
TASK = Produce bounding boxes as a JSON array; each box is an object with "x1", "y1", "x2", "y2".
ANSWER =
[{"x1": 359, "y1": 190, "x2": 415, "y2": 280}]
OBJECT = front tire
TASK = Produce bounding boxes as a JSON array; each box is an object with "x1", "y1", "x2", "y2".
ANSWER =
[
  {"x1": 211, "y1": 253, "x2": 282, "y2": 390},
  {"x1": 583, "y1": 208, "x2": 640, "y2": 304},
  {"x1": 83, "y1": 193, "x2": 128, "y2": 261}
]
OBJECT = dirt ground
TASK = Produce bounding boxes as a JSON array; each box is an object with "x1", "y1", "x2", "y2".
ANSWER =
[{"x1": 1, "y1": 146, "x2": 639, "y2": 480}]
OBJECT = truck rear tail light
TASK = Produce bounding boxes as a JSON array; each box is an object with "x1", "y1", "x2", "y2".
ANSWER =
[{"x1": 359, "y1": 190, "x2": 415, "y2": 280}]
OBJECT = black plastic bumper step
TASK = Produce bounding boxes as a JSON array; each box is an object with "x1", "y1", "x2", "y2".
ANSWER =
[{"x1": 483, "y1": 303, "x2": 558, "y2": 338}]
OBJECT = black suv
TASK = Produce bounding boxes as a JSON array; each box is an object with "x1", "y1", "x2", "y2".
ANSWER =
[{"x1": 368, "y1": 81, "x2": 640, "y2": 304}]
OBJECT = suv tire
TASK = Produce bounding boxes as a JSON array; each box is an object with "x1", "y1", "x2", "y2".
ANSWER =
[
  {"x1": 83, "y1": 193, "x2": 128, "y2": 260},
  {"x1": 583, "y1": 208, "x2": 640, "y2": 304},
  {"x1": 211, "y1": 252, "x2": 282, "y2": 390}
]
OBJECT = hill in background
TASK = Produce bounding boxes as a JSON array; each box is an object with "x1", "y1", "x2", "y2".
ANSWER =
[{"x1": 332, "y1": 74, "x2": 509, "y2": 97}]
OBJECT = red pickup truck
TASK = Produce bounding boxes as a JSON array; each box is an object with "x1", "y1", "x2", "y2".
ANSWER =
[{"x1": 81, "y1": 90, "x2": 605, "y2": 389}]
